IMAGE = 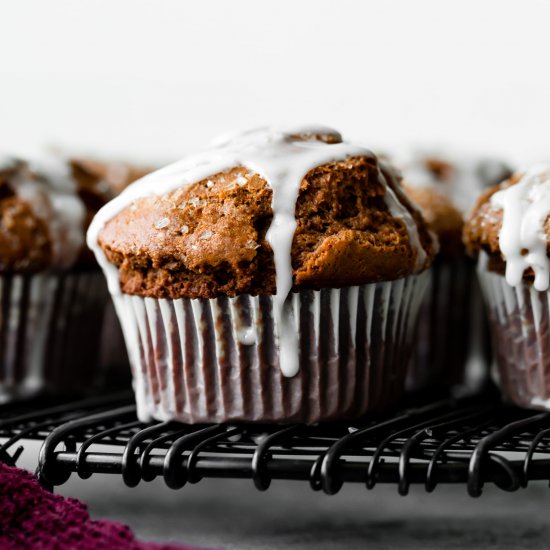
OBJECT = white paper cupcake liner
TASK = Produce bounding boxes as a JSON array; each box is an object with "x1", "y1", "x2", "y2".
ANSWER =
[
  {"x1": 478, "y1": 264, "x2": 550, "y2": 410},
  {"x1": 113, "y1": 272, "x2": 429, "y2": 424},
  {"x1": 407, "y1": 257, "x2": 490, "y2": 392},
  {"x1": 0, "y1": 271, "x2": 109, "y2": 401}
]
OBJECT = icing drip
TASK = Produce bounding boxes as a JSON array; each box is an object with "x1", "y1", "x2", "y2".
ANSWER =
[
  {"x1": 378, "y1": 165, "x2": 427, "y2": 271},
  {"x1": 88, "y1": 126, "x2": 428, "y2": 377},
  {"x1": 491, "y1": 165, "x2": 550, "y2": 292},
  {"x1": 3, "y1": 154, "x2": 85, "y2": 269}
]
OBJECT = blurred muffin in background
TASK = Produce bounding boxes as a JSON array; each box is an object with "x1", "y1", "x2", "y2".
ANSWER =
[
  {"x1": 70, "y1": 157, "x2": 152, "y2": 196},
  {"x1": 399, "y1": 153, "x2": 511, "y2": 213},
  {"x1": 70, "y1": 157, "x2": 154, "y2": 381},
  {"x1": 402, "y1": 185, "x2": 463, "y2": 259},
  {"x1": 395, "y1": 151, "x2": 512, "y2": 394},
  {"x1": 464, "y1": 166, "x2": 550, "y2": 410},
  {"x1": 0, "y1": 153, "x2": 150, "y2": 400}
]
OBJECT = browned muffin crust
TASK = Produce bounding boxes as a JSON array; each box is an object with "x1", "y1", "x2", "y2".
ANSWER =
[
  {"x1": 422, "y1": 157, "x2": 456, "y2": 183},
  {"x1": 99, "y1": 156, "x2": 436, "y2": 299},
  {"x1": 70, "y1": 158, "x2": 152, "y2": 197},
  {"x1": 403, "y1": 184, "x2": 463, "y2": 258},
  {"x1": 0, "y1": 195, "x2": 52, "y2": 272},
  {"x1": 70, "y1": 159, "x2": 152, "y2": 268},
  {"x1": 0, "y1": 162, "x2": 53, "y2": 272},
  {"x1": 0, "y1": 158, "x2": 151, "y2": 273},
  {"x1": 463, "y1": 173, "x2": 550, "y2": 277}
]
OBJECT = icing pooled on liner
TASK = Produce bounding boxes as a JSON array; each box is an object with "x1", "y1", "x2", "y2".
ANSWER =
[
  {"x1": 87, "y1": 126, "x2": 428, "y2": 377},
  {"x1": 491, "y1": 165, "x2": 550, "y2": 292},
  {"x1": 2, "y1": 154, "x2": 86, "y2": 269}
]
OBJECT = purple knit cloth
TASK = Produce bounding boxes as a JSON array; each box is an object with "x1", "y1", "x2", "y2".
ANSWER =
[{"x1": 0, "y1": 462, "x2": 213, "y2": 550}]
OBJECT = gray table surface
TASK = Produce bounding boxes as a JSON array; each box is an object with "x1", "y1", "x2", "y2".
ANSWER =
[{"x1": 15, "y1": 442, "x2": 550, "y2": 550}]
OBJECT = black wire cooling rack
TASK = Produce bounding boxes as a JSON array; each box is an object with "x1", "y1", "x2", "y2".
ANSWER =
[{"x1": 1, "y1": 390, "x2": 550, "y2": 497}]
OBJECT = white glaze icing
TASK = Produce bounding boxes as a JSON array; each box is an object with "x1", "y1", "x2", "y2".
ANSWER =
[
  {"x1": 3, "y1": 154, "x2": 85, "y2": 269},
  {"x1": 88, "y1": 126, "x2": 428, "y2": 377},
  {"x1": 377, "y1": 164, "x2": 427, "y2": 271},
  {"x1": 0, "y1": 155, "x2": 20, "y2": 172},
  {"x1": 491, "y1": 165, "x2": 550, "y2": 291}
]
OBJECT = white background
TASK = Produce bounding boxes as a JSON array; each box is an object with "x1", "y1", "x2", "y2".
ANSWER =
[{"x1": 0, "y1": 0, "x2": 549, "y2": 165}]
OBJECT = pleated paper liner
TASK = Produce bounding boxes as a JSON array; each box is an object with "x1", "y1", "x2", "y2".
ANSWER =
[
  {"x1": 478, "y1": 264, "x2": 550, "y2": 410},
  {"x1": 114, "y1": 272, "x2": 429, "y2": 424},
  {"x1": 0, "y1": 271, "x2": 109, "y2": 401},
  {"x1": 407, "y1": 257, "x2": 490, "y2": 393}
]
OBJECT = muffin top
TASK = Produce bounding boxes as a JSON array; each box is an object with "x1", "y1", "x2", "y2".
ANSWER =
[
  {"x1": 397, "y1": 151, "x2": 512, "y2": 214},
  {"x1": 464, "y1": 165, "x2": 550, "y2": 291},
  {"x1": 401, "y1": 183, "x2": 463, "y2": 258},
  {"x1": 90, "y1": 126, "x2": 437, "y2": 302},
  {"x1": 70, "y1": 158, "x2": 152, "y2": 196},
  {"x1": 0, "y1": 155, "x2": 149, "y2": 273}
]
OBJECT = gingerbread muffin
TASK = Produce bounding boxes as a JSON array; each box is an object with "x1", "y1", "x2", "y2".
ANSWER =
[
  {"x1": 70, "y1": 157, "x2": 153, "y2": 375},
  {"x1": 0, "y1": 154, "x2": 148, "y2": 400},
  {"x1": 402, "y1": 185, "x2": 463, "y2": 259},
  {"x1": 465, "y1": 165, "x2": 550, "y2": 410},
  {"x1": 89, "y1": 126, "x2": 437, "y2": 424},
  {"x1": 397, "y1": 152, "x2": 512, "y2": 393},
  {"x1": 401, "y1": 183, "x2": 470, "y2": 391},
  {"x1": 70, "y1": 157, "x2": 152, "y2": 196},
  {"x1": 399, "y1": 153, "x2": 512, "y2": 213}
]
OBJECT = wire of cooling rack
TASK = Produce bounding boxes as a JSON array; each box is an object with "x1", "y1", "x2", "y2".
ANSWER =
[{"x1": 1, "y1": 392, "x2": 550, "y2": 497}]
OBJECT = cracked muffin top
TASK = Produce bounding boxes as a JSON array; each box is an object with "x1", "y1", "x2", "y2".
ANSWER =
[
  {"x1": 0, "y1": 155, "x2": 150, "y2": 273},
  {"x1": 91, "y1": 126, "x2": 437, "y2": 299}
]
